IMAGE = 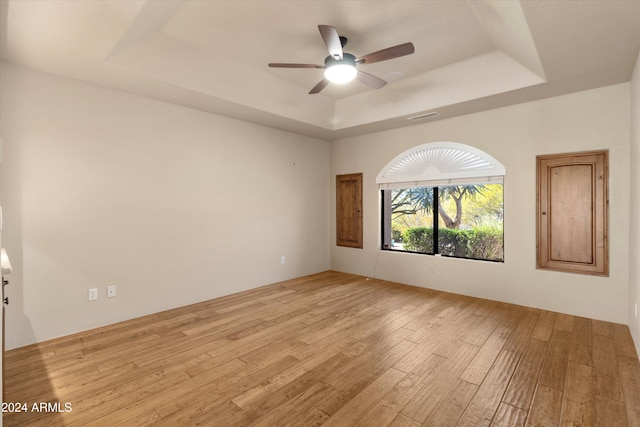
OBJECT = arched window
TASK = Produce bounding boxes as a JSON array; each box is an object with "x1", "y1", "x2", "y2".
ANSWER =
[{"x1": 377, "y1": 142, "x2": 506, "y2": 262}]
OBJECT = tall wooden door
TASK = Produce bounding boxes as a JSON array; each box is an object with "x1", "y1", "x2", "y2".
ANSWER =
[{"x1": 336, "y1": 173, "x2": 363, "y2": 248}]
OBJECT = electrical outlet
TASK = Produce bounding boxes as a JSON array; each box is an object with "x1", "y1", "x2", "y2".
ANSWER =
[
  {"x1": 635, "y1": 302, "x2": 638, "y2": 318},
  {"x1": 88, "y1": 288, "x2": 98, "y2": 302},
  {"x1": 107, "y1": 285, "x2": 116, "y2": 298},
  {"x1": 281, "y1": 256, "x2": 286, "y2": 264}
]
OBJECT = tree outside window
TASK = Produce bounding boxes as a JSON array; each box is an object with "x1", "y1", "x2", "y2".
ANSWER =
[{"x1": 382, "y1": 183, "x2": 503, "y2": 262}]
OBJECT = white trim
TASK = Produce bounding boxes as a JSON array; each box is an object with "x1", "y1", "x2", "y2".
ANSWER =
[
  {"x1": 378, "y1": 175, "x2": 504, "y2": 190},
  {"x1": 377, "y1": 142, "x2": 506, "y2": 188}
]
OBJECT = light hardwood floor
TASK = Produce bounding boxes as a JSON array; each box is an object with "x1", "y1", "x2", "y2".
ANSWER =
[{"x1": 4, "y1": 271, "x2": 640, "y2": 426}]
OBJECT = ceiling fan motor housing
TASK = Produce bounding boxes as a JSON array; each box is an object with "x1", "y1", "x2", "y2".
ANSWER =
[
  {"x1": 324, "y1": 52, "x2": 356, "y2": 68},
  {"x1": 324, "y1": 53, "x2": 358, "y2": 84}
]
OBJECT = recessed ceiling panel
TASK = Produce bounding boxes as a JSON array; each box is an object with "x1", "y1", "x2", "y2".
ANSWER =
[{"x1": 1, "y1": 0, "x2": 638, "y2": 140}]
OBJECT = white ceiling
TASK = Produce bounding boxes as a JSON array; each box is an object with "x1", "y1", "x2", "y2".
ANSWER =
[{"x1": 1, "y1": 0, "x2": 639, "y2": 141}]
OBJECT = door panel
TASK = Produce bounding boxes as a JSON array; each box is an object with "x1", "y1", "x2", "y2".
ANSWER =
[{"x1": 537, "y1": 151, "x2": 608, "y2": 275}]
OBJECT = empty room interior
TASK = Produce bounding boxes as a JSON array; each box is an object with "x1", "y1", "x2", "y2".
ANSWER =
[{"x1": 1, "y1": 0, "x2": 640, "y2": 426}]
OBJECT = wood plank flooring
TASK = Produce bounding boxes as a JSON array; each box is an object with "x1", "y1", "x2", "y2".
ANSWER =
[{"x1": 4, "y1": 271, "x2": 640, "y2": 426}]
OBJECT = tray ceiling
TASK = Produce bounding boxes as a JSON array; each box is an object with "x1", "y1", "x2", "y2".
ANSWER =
[{"x1": 1, "y1": 0, "x2": 639, "y2": 140}]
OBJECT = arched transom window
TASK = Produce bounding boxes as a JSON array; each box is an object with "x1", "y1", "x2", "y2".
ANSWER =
[{"x1": 378, "y1": 142, "x2": 506, "y2": 262}]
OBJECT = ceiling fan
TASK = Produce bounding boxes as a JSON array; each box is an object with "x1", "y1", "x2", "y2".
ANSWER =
[{"x1": 268, "y1": 25, "x2": 415, "y2": 94}]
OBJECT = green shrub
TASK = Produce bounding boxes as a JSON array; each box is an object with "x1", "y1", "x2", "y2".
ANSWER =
[
  {"x1": 463, "y1": 226, "x2": 504, "y2": 261},
  {"x1": 402, "y1": 227, "x2": 433, "y2": 253},
  {"x1": 402, "y1": 226, "x2": 503, "y2": 261},
  {"x1": 391, "y1": 227, "x2": 403, "y2": 242}
]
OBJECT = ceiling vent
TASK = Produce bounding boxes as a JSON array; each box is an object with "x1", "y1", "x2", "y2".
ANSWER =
[{"x1": 407, "y1": 112, "x2": 440, "y2": 121}]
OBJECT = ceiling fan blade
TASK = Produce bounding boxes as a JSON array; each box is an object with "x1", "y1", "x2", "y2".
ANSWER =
[
  {"x1": 309, "y1": 78, "x2": 330, "y2": 94},
  {"x1": 318, "y1": 25, "x2": 343, "y2": 60},
  {"x1": 356, "y1": 71, "x2": 387, "y2": 89},
  {"x1": 268, "y1": 63, "x2": 324, "y2": 69},
  {"x1": 357, "y1": 42, "x2": 415, "y2": 65}
]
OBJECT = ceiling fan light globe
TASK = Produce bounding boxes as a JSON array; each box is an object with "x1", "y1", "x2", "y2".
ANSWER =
[{"x1": 324, "y1": 64, "x2": 357, "y2": 84}]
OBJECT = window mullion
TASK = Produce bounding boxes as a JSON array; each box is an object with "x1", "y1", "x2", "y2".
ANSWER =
[
  {"x1": 433, "y1": 186, "x2": 439, "y2": 255},
  {"x1": 381, "y1": 190, "x2": 392, "y2": 249}
]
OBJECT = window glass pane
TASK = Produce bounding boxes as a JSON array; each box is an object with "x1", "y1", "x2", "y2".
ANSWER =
[
  {"x1": 387, "y1": 187, "x2": 435, "y2": 253},
  {"x1": 381, "y1": 184, "x2": 503, "y2": 262},
  {"x1": 437, "y1": 184, "x2": 503, "y2": 261}
]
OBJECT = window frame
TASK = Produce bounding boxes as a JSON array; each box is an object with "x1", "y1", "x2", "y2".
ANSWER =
[
  {"x1": 380, "y1": 183, "x2": 504, "y2": 262},
  {"x1": 377, "y1": 142, "x2": 506, "y2": 263}
]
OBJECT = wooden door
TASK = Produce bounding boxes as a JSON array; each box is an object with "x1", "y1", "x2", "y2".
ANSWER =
[
  {"x1": 336, "y1": 173, "x2": 363, "y2": 248},
  {"x1": 537, "y1": 151, "x2": 608, "y2": 275}
]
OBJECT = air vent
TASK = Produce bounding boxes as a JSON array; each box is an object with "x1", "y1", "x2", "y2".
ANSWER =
[{"x1": 407, "y1": 112, "x2": 440, "y2": 121}]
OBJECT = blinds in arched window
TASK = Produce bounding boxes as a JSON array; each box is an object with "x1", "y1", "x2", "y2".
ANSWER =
[{"x1": 376, "y1": 142, "x2": 506, "y2": 188}]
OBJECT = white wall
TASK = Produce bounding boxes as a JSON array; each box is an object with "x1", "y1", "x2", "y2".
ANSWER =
[
  {"x1": 0, "y1": 62, "x2": 331, "y2": 349},
  {"x1": 1, "y1": 58, "x2": 634, "y2": 350},
  {"x1": 331, "y1": 83, "x2": 630, "y2": 325},
  {"x1": 630, "y1": 52, "x2": 640, "y2": 354}
]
